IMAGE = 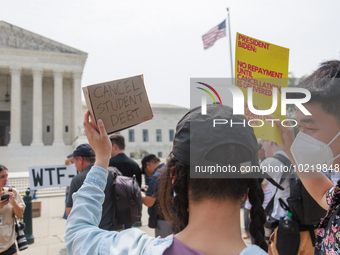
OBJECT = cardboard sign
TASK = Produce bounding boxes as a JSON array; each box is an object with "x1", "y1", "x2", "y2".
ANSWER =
[
  {"x1": 235, "y1": 33, "x2": 289, "y2": 144},
  {"x1": 83, "y1": 75, "x2": 153, "y2": 134},
  {"x1": 29, "y1": 164, "x2": 78, "y2": 190}
]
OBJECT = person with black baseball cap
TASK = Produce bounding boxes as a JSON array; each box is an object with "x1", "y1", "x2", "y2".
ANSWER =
[
  {"x1": 66, "y1": 144, "x2": 96, "y2": 217},
  {"x1": 65, "y1": 144, "x2": 123, "y2": 231},
  {"x1": 66, "y1": 144, "x2": 95, "y2": 173},
  {"x1": 65, "y1": 108, "x2": 269, "y2": 254},
  {"x1": 141, "y1": 154, "x2": 172, "y2": 238}
]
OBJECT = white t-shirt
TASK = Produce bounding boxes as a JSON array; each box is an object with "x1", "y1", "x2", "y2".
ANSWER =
[
  {"x1": 261, "y1": 151, "x2": 290, "y2": 220},
  {"x1": 245, "y1": 179, "x2": 273, "y2": 210}
]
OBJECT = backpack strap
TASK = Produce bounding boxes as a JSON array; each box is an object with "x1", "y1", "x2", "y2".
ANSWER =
[
  {"x1": 273, "y1": 153, "x2": 291, "y2": 167},
  {"x1": 278, "y1": 197, "x2": 290, "y2": 212},
  {"x1": 265, "y1": 183, "x2": 286, "y2": 215},
  {"x1": 108, "y1": 166, "x2": 122, "y2": 179},
  {"x1": 109, "y1": 169, "x2": 119, "y2": 228},
  {"x1": 264, "y1": 193, "x2": 275, "y2": 215},
  {"x1": 131, "y1": 175, "x2": 136, "y2": 194},
  {"x1": 273, "y1": 154, "x2": 295, "y2": 212},
  {"x1": 264, "y1": 154, "x2": 292, "y2": 214},
  {"x1": 273, "y1": 154, "x2": 294, "y2": 185}
]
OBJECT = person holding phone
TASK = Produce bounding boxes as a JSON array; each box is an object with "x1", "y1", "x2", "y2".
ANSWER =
[{"x1": 0, "y1": 165, "x2": 26, "y2": 255}]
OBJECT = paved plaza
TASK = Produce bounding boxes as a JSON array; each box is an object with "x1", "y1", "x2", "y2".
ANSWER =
[{"x1": 20, "y1": 195, "x2": 250, "y2": 255}]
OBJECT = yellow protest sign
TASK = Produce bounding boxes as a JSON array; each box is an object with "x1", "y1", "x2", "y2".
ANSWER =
[{"x1": 235, "y1": 32, "x2": 289, "y2": 144}]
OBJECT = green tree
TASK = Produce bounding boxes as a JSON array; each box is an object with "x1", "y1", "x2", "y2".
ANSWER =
[{"x1": 136, "y1": 149, "x2": 148, "y2": 159}]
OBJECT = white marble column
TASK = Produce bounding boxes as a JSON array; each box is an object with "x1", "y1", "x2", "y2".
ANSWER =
[
  {"x1": 52, "y1": 69, "x2": 65, "y2": 146},
  {"x1": 31, "y1": 67, "x2": 44, "y2": 146},
  {"x1": 8, "y1": 66, "x2": 22, "y2": 147},
  {"x1": 73, "y1": 71, "x2": 83, "y2": 141}
]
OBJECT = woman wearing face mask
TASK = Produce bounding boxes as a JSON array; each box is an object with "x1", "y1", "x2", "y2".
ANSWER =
[{"x1": 278, "y1": 60, "x2": 340, "y2": 254}]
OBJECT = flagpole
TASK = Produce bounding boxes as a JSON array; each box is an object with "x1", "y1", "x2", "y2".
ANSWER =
[{"x1": 227, "y1": 8, "x2": 234, "y2": 83}]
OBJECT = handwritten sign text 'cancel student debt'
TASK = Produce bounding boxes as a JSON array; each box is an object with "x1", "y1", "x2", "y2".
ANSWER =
[
  {"x1": 29, "y1": 164, "x2": 78, "y2": 190},
  {"x1": 83, "y1": 75, "x2": 153, "y2": 134}
]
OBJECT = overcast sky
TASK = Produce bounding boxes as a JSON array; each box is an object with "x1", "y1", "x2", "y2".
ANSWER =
[{"x1": 2, "y1": 0, "x2": 340, "y2": 108}]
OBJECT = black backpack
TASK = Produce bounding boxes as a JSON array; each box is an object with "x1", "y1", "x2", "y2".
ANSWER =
[
  {"x1": 110, "y1": 167, "x2": 143, "y2": 226},
  {"x1": 268, "y1": 154, "x2": 327, "y2": 226},
  {"x1": 288, "y1": 174, "x2": 327, "y2": 226}
]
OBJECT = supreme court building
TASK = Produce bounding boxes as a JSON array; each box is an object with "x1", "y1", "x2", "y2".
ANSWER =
[
  {"x1": 0, "y1": 21, "x2": 189, "y2": 174},
  {"x1": 0, "y1": 21, "x2": 87, "y2": 172}
]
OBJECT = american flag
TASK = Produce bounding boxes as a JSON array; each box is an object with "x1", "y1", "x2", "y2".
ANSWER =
[{"x1": 202, "y1": 20, "x2": 226, "y2": 50}]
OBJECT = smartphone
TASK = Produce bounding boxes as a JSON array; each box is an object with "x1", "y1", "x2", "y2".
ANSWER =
[{"x1": 1, "y1": 194, "x2": 9, "y2": 201}]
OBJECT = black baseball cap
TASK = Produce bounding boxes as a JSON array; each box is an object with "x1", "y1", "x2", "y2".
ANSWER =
[
  {"x1": 141, "y1": 154, "x2": 156, "y2": 173},
  {"x1": 172, "y1": 104, "x2": 283, "y2": 189},
  {"x1": 67, "y1": 144, "x2": 95, "y2": 158}
]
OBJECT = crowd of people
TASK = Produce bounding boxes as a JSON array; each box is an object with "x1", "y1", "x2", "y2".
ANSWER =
[
  {"x1": 1, "y1": 59, "x2": 340, "y2": 255},
  {"x1": 62, "y1": 59, "x2": 340, "y2": 255}
]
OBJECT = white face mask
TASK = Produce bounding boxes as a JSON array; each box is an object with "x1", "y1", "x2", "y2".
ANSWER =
[{"x1": 290, "y1": 131, "x2": 340, "y2": 170}]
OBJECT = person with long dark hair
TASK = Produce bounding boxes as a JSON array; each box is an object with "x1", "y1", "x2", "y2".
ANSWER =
[{"x1": 65, "y1": 105, "x2": 268, "y2": 255}]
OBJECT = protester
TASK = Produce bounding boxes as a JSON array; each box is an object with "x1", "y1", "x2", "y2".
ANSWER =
[
  {"x1": 277, "y1": 60, "x2": 340, "y2": 254},
  {"x1": 64, "y1": 107, "x2": 268, "y2": 255},
  {"x1": 66, "y1": 144, "x2": 122, "y2": 230},
  {"x1": 261, "y1": 140, "x2": 313, "y2": 255},
  {"x1": 66, "y1": 144, "x2": 95, "y2": 217},
  {"x1": 109, "y1": 134, "x2": 142, "y2": 228},
  {"x1": 141, "y1": 154, "x2": 172, "y2": 238},
  {"x1": 261, "y1": 141, "x2": 290, "y2": 221},
  {"x1": 0, "y1": 164, "x2": 26, "y2": 255},
  {"x1": 109, "y1": 134, "x2": 142, "y2": 187},
  {"x1": 63, "y1": 157, "x2": 73, "y2": 220}
]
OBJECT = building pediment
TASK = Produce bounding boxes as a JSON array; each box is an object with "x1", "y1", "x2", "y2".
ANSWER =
[{"x1": 0, "y1": 21, "x2": 87, "y2": 56}]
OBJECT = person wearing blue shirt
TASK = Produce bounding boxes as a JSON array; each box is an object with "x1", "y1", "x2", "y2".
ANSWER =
[{"x1": 141, "y1": 154, "x2": 172, "y2": 238}]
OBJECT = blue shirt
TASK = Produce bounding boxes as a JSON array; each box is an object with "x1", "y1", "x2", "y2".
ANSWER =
[
  {"x1": 145, "y1": 163, "x2": 166, "y2": 198},
  {"x1": 64, "y1": 165, "x2": 267, "y2": 255},
  {"x1": 145, "y1": 163, "x2": 166, "y2": 217}
]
